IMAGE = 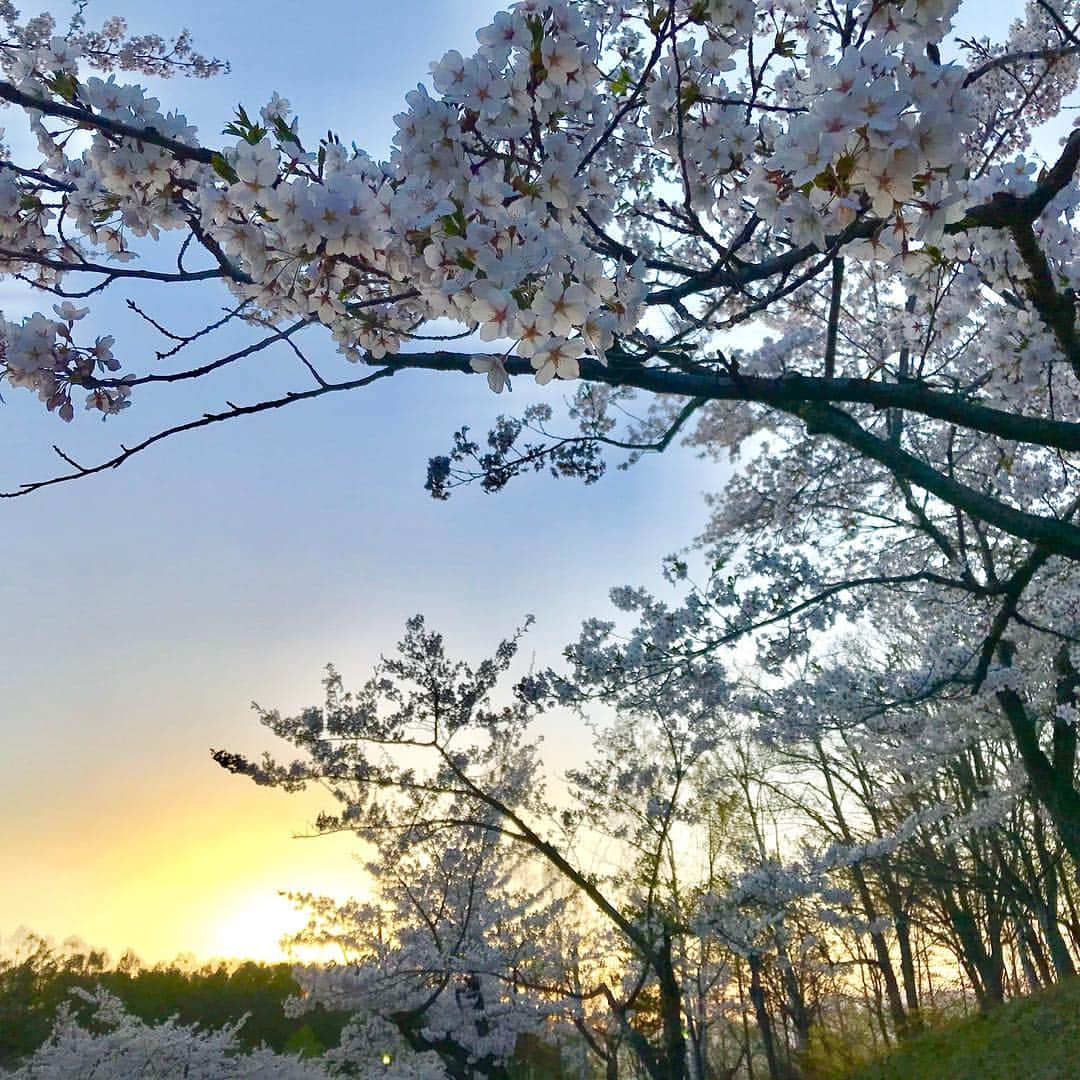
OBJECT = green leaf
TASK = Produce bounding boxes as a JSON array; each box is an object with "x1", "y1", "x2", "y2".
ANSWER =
[
  {"x1": 273, "y1": 116, "x2": 301, "y2": 148},
  {"x1": 610, "y1": 67, "x2": 632, "y2": 96},
  {"x1": 45, "y1": 71, "x2": 78, "y2": 103},
  {"x1": 526, "y1": 13, "x2": 544, "y2": 50},
  {"x1": 223, "y1": 105, "x2": 268, "y2": 145},
  {"x1": 210, "y1": 152, "x2": 239, "y2": 184}
]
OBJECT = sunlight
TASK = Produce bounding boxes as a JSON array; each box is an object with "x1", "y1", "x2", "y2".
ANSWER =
[{"x1": 205, "y1": 890, "x2": 308, "y2": 963}]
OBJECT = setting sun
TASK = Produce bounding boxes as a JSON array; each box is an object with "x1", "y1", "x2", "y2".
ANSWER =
[{"x1": 205, "y1": 891, "x2": 312, "y2": 964}]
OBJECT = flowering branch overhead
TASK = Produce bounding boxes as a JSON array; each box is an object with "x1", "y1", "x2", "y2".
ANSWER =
[{"x1": 0, "y1": 0, "x2": 1077, "y2": 559}]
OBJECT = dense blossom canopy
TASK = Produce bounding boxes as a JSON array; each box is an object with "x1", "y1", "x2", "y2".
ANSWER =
[{"x1": 0, "y1": 0, "x2": 1075, "y2": 513}]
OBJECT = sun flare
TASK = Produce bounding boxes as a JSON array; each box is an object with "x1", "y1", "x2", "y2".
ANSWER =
[{"x1": 205, "y1": 890, "x2": 309, "y2": 963}]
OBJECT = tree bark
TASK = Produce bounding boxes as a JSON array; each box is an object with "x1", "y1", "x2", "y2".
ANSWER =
[
  {"x1": 999, "y1": 688, "x2": 1080, "y2": 872},
  {"x1": 656, "y1": 933, "x2": 689, "y2": 1080},
  {"x1": 748, "y1": 952, "x2": 785, "y2": 1080}
]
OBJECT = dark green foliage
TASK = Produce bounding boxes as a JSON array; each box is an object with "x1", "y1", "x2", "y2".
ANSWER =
[
  {"x1": 0, "y1": 935, "x2": 347, "y2": 1067},
  {"x1": 507, "y1": 1033, "x2": 570, "y2": 1078},
  {"x1": 0, "y1": 935, "x2": 570, "y2": 1074},
  {"x1": 284, "y1": 1024, "x2": 326, "y2": 1058},
  {"x1": 0, "y1": 936, "x2": 111, "y2": 1065}
]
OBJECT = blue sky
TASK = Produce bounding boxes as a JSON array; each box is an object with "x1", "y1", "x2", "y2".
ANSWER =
[{"x1": 0, "y1": 0, "x2": 716, "y2": 961}]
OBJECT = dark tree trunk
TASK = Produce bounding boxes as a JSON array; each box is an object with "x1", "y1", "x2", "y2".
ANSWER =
[
  {"x1": 1015, "y1": 915, "x2": 1046, "y2": 991},
  {"x1": 998, "y1": 657, "x2": 1080, "y2": 873},
  {"x1": 894, "y1": 910, "x2": 922, "y2": 1022},
  {"x1": 748, "y1": 952, "x2": 785, "y2": 1080},
  {"x1": 1033, "y1": 810, "x2": 1077, "y2": 979},
  {"x1": 605, "y1": 1043, "x2": 619, "y2": 1080},
  {"x1": 866, "y1": 915, "x2": 908, "y2": 1032},
  {"x1": 656, "y1": 933, "x2": 689, "y2": 1080},
  {"x1": 947, "y1": 902, "x2": 1004, "y2": 1011},
  {"x1": 777, "y1": 943, "x2": 811, "y2": 1056}
]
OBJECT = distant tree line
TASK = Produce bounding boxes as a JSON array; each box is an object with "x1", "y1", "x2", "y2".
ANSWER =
[{"x1": 0, "y1": 933, "x2": 347, "y2": 1068}]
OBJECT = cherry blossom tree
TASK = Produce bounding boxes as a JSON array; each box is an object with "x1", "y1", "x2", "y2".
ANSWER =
[
  {"x1": 216, "y1": 618, "x2": 678, "y2": 1078},
  {"x1": 2, "y1": 985, "x2": 334, "y2": 1079},
  {"x1": 283, "y1": 828, "x2": 568, "y2": 1079},
  {"x1": 216, "y1": 616, "x2": 812, "y2": 1078},
  {"x1": 554, "y1": 564, "x2": 1080, "y2": 1049},
  {"x1": 9, "y1": 0, "x2": 1080, "y2": 1069}
]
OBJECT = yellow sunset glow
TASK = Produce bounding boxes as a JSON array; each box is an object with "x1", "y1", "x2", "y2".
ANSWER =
[
  {"x1": 1, "y1": 777, "x2": 367, "y2": 965},
  {"x1": 206, "y1": 891, "x2": 311, "y2": 963}
]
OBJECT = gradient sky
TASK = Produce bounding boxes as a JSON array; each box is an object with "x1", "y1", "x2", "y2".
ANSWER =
[
  {"x1": 0, "y1": 0, "x2": 718, "y2": 964},
  {"x1": 0, "y1": 0, "x2": 1029, "y2": 964}
]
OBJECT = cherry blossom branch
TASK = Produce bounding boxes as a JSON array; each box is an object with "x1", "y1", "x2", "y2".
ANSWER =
[
  {"x1": 0, "y1": 246, "x2": 230, "y2": 285},
  {"x1": 13, "y1": 352, "x2": 1080, "y2": 529},
  {"x1": 971, "y1": 546, "x2": 1056, "y2": 691},
  {"x1": 962, "y1": 44, "x2": 1080, "y2": 87},
  {"x1": 577, "y1": 10, "x2": 669, "y2": 173},
  {"x1": 794, "y1": 401, "x2": 1080, "y2": 560},
  {"x1": 1007, "y1": 220, "x2": 1080, "y2": 374},
  {"x1": 2, "y1": 363, "x2": 395, "y2": 497},
  {"x1": 0, "y1": 79, "x2": 217, "y2": 165},
  {"x1": 88, "y1": 318, "x2": 311, "y2": 387},
  {"x1": 436, "y1": 356, "x2": 1080, "y2": 455},
  {"x1": 646, "y1": 128, "x2": 1080, "y2": 310},
  {"x1": 962, "y1": 127, "x2": 1080, "y2": 227},
  {"x1": 824, "y1": 257, "x2": 844, "y2": 379},
  {"x1": 1034, "y1": 0, "x2": 1080, "y2": 47}
]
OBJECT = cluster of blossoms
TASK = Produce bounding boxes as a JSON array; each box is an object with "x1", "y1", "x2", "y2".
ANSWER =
[
  {"x1": 757, "y1": 39, "x2": 973, "y2": 250},
  {"x1": 194, "y1": 2, "x2": 653, "y2": 379},
  {"x1": 286, "y1": 854, "x2": 562, "y2": 1073},
  {"x1": 0, "y1": 1, "x2": 668, "y2": 413},
  {"x1": 1, "y1": 303, "x2": 123, "y2": 419},
  {"x1": 2, "y1": 987, "x2": 333, "y2": 1079}
]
